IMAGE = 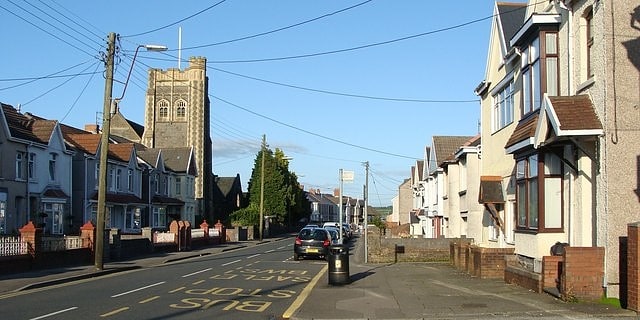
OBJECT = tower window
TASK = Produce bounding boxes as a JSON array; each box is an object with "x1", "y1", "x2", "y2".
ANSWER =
[{"x1": 158, "y1": 100, "x2": 169, "y2": 119}]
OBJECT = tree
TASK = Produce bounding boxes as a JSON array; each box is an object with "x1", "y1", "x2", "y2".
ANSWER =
[
  {"x1": 238, "y1": 146, "x2": 310, "y2": 228},
  {"x1": 372, "y1": 215, "x2": 386, "y2": 238}
]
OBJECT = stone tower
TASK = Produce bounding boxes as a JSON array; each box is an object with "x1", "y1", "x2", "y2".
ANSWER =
[{"x1": 142, "y1": 56, "x2": 212, "y2": 219}]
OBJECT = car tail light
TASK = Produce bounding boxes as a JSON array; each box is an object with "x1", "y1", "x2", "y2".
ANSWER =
[
  {"x1": 323, "y1": 238, "x2": 330, "y2": 247},
  {"x1": 295, "y1": 237, "x2": 302, "y2": 245}
]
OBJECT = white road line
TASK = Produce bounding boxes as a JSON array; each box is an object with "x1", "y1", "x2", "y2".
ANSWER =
[
  {"x1": 29, "y1": 307, "x2": 78, "y2": 320},
  {"x1": 277, "y1": 246, "x2": 286, "y2": 249},
  {"x1": 181, "y1": 268, "x2": 212, "y2": 278},
  {"x1": 111, "y1": 281, "x2": 166, "y2": 298},
  {"x1": 222, "y1": 259, "x2": 242, "y2": 266},
  {"x1": 265, "y1": 249, "x2": 275, "y2": 253},
  {"x1": 246, "y1": 253, "x2": 261, "y2": 259}
]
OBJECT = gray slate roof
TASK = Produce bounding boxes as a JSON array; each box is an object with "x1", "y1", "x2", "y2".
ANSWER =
[{"x1": 497, "y1": 2, "x2": 527, "y2": 44}]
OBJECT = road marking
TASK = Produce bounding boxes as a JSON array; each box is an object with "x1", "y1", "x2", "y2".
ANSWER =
[
  {"x1": 29, "y1": 307, "x2": 78, "y2": 320},
  {"x1": 139, "y1": 296, "x2": 160, "y2": 304},
  {"x1": 192, "y1": 280, "x2": 205, "y2": 285},
  {"x1": 111, "y1": 281, "x2": 166, "y2": 298},
  {"x1": 169, "y1": 287, "x2": 186, "y2": 293},
  {"x1": 282, "y1": 264, "x2": 327, "y2": 319},
  {"x1": 100, "y1": 307, "x2": 129, "y2": 317},
  {"x1": 247, "y1": 253, "x2": 261, "y2": 259},
  {"x1": 182, "y1": 268, "x2": 212, "y2": 278},
  {"x1": 222, "y1": 259, "x2": 242, "y2": 266},
  {"x1": 265, "y1": 249, "x2": 275, "y2": 253},
  {"x1": 277, "y1": 246, "x2": 286, "y2": 250}
]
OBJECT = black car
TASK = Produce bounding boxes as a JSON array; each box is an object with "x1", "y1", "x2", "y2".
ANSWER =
[{"x1": 294, "y1": 227, "x2": 331, "y2": 260}]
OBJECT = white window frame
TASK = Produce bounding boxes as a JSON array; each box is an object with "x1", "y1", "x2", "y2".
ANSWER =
[
  {"x1": 28, "y1": 153, "x2": 36, "y2": 180},
  {"x1": 175, "y1": 177, "x2": 181, "y2": 195},
  {"x1": 45, "y1": 202, "x2": 64, "y2": 235},
  {"x1": 116, "y1": 168, "x2": 122, "y2": 191},
  {"x1": 492, "y1": 81, "x2": 514, "y2": 132},
  {"x1": 152, "y1": 207, "x2": 166, "y2": 228},
  {"x1": 16, "y1": 152, "x2": 25, "y2": 180},
  {"x1": 49, "y1": 153, "x2": 57, "y2": 182},
  {"x1": 127, "y1": 169, "x2": 133, "y2": 192},
  {"x1": 0, "y1": 192, "x2": 7, "y2": 234}
]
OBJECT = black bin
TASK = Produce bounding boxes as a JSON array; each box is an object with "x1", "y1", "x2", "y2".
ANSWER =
[{"x1": 328, "y1": 244, "x2": 350, "y2": 285}]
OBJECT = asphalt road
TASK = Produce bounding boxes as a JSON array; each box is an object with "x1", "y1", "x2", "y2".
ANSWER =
[{"x1": 0, "y1": 237, "x2": 325, "y2": 320}]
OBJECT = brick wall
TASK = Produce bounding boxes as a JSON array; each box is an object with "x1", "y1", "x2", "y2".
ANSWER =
[
  {"x1": 562, "y1": 247, "x2": 604, "y2": 301},
  {"x1": 367, "y1": 235, "x2": 458, "y2": 263},
  {"x1": 469, "y1": 246, "x2": 515, "y2": 279},
  {"x1": 505, "y1": 256, "x2": 543, "y2": 293},
  {"x1": 449, "y1": 240, "x2": 473, "y2": 270},
  {"x1": 542, "y1": 255, "x2": 563, "y2": 291}
]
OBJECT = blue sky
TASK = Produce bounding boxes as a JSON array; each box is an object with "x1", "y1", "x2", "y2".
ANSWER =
[{"x1": 1, "y1": 1, "x2": 498, "y2": 207}]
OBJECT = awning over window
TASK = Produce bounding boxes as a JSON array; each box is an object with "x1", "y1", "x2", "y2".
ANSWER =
[{"x1": 478, "y1": 176, "x2": 505, "y2": 204}]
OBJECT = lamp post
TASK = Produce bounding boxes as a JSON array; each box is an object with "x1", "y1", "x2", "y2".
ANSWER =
[{"x1": 95, "y1": 33, "x2": 166, "y2": 270}]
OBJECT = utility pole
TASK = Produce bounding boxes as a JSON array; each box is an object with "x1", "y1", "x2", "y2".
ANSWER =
[
  {"x1": 364, "y1": 161, "x2": 369, "y2": 263},
  {"x1": 259, "y1": 134, "x2": 266, "y2": 241},
  {"x1": 339, "y1": 169, "x2": 343, "y2": 244},
  {"x1": 95, "y1": 32, "x2": 116, "y2": 270}
]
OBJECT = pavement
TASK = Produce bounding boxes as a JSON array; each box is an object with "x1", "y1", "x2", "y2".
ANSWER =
[{"x1": 1, "y1": 234, "x2": 638, "y2": 320}]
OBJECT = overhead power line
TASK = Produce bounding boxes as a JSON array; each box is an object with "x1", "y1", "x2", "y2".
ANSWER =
[
  {"x1": 211, "y1": 67, "x2": 479, "y2": 103},
  {"x1": 0, "y1": 60, "x2": 97, "y2": 91},
  {"x1": 3, "y1": 0, "x2": 97, "y2": 57},
  {"x1": 21, "y1": 61, "x2": 101, "y2": 107},
  {"x1": 175, "y1": 0, "x2": 374, "y2": 51},
  {"x1": 122, "y1": 0, "x2": 228, "y2": 38},
  {"x1": 46, "y1": 0, "x2": 105, "y2": 40},
  {"x1": 202, "y1": 2, "x2": 534, "y2": 64},
  {"x1": 61, "y1": 62, "x2": 101, "y2": 122},
  {"x1": 22, "y1": 0, "x2": 104, "y2": 48},
  {"x1": 212, "y1": 95, "x2": 420, "y2": 160}
]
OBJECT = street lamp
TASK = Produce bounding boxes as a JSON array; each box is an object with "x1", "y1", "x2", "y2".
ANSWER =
[{"x1": 95, "y1": 33, "x2": 167, "y2": 270}]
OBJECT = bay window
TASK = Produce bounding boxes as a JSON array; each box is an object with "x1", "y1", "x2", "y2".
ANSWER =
[
  {"x1": 516, "y1": 151, "x2": 563, "y2": 232},
  {"x1": 521, "y1": 31, "x2": 559, "y2": 115}
]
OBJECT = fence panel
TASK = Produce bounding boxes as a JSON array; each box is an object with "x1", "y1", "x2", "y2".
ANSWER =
[
  {"x1": 41, "y1": 236, "x2": 83, "y2": 252},
  {"x1": 0, "y1": 236, "x2": 28, "y2": 256}
]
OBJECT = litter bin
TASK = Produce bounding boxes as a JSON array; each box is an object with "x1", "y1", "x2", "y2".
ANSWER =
[{"x1": 328, "y1": 244, "x2": 350, "y2": 285}]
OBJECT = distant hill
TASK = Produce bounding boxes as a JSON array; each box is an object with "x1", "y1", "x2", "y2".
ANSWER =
[{"x1": 373, "y1": 206, "x2": 392, "y2": 217}]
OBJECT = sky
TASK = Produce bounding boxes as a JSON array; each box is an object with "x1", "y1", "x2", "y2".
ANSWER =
[{"x1": 1, "y1": 0, "x2": 499, "y2": 207}]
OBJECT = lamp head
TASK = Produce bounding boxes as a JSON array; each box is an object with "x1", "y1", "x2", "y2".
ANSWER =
[{"x1": 143, "y1": 44, "x2": 168, "y2": 52}]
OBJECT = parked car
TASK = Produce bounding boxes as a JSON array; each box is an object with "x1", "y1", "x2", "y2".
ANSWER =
[
  {"x1": 294, "y1": 227, "x2": 331, "y2": 260},
  {"x1": 324, "y1": 227, "x2": 341, "y2": 245},
  {"x1": 322, "y1": 221, "x2": 352, "y2": 241}
]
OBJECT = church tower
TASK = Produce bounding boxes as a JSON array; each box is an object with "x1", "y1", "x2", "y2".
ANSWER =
[{"x1": 142, "y1": 56, "x2": 212, "y2": 219}]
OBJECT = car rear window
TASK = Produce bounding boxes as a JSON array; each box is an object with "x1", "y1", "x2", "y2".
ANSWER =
[{"x1": 298, "y1": 229, "x2": 327, "y2": 240}]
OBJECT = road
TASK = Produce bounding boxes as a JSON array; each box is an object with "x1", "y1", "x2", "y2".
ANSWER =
[{"x1": 0, "y1": 237, "x2": 325, "y2": 320}]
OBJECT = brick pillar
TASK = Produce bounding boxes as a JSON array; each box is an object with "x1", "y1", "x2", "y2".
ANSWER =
[
  {"x1": 450, "y1": 241, "x2": 456, "y2": 267},
  {"x1": 80, "y1": 221, "x2": 96, "y2": 251},
  {"x1": 184, "y1": 221, "x2": 192, "y2": 250},
  {"x1": 19, "y1": 221, "x2": 42, "y2": 257},
  {"x1": 459, "y1": 242, "x2": 469, "y2": 271},
  {"x1": 200, "y1": 220, "x2": 210, "y2": 239},
  {"x1": 178, "y1": 221, "x2": 186, "y2": 251},
  {"x1": 562, "y1": 246, "x2": 605, "y2": 301},
  {"x1": 169, "y1": 220, "x2": 179, "y2": 250},
  {"x1": 542, "y1": 255, "x2": 563, "y2": 291},
  {"x1": 215, "y1": 220, "x2": 225, "y2": 244},
  {"x1": 627, "y1": 223, "x2": 640, "y2": 311}
]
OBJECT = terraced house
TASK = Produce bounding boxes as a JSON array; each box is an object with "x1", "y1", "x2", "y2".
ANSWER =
[
  {"x1": 0, "y1": 104, "x2": 73, "y2": 235},
  {"x1": 473, "y1": 0, "x2": 640, "y2": 300}
]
